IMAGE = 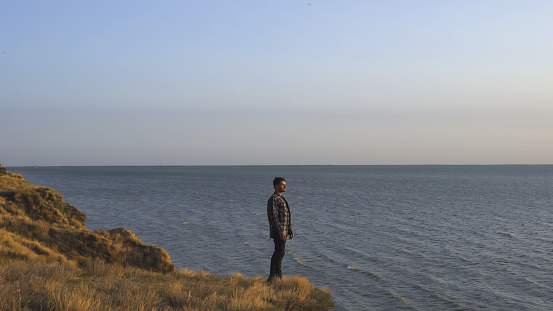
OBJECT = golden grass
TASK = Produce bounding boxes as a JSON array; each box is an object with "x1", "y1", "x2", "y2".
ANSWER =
[
  {"x1": 0, "y1": 213, "x2": 174, "y2": 272},
  {"x1": 0, "y1": 261, "x2": 334, "y2": 310},
  {"x1": 0, "y1": 168, "x2": 86, "y2": 228},
  {"x1": 1, "y1": 168, "x2": 175, "y2": 272}
]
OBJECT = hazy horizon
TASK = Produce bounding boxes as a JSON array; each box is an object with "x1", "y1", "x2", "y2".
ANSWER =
[
  {"x1": 2, "y1": 1, "x2": 552, "y2": 166},
  {"x1": 6, "y1": 164, "x2": 553, "y2": 168}
]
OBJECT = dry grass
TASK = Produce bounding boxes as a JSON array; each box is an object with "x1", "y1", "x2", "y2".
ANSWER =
[
  {"x1": 0, "y1": 261, "x2": 334, "y2": 310},
  {"x1": 0, "y1": 212, "x2": 174, "y2": 272},
  {"x1": 0, "y1": 167, "x2": 86, "y2": 228},
  {"x1": 1, "y1": 167, "x2": 174, "y2": 273}
]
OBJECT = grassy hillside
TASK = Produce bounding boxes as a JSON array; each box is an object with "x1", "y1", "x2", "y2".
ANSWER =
[{"x1": 0, "y1": 164, "x2": 334, "y2": 310}]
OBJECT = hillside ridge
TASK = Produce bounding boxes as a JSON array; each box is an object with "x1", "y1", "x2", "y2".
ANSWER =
[{"x1": 0, "y1": 163, "x2": 174, "y2": 272}]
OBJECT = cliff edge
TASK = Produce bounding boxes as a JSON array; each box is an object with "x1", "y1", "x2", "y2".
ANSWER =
[{"x1": 0, "y1": 164, "x2": 174, "y2": 272}]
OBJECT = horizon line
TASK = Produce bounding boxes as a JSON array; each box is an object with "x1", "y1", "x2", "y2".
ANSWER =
[{"x1": 6, "y1": 163, "x2": 553, "y2": 168}]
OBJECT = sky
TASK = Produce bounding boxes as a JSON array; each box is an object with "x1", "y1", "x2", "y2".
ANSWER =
[{"x1": 2, "y1": 0, "x2": 552, "y2": 166}]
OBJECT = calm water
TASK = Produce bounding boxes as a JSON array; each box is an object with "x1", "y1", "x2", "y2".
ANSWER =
[{"x1": 8, "y1": 165, "x2": 553, "y2": 310}]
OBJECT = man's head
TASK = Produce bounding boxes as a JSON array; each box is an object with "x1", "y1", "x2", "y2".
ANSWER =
[{"x1": 273, "y1": 177, "x2": 286, "y2": 194}]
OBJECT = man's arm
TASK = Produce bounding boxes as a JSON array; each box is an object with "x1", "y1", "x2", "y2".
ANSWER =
[
  {"x1": 288, "y1": 220, "x2": 294, "y2": 240},
  {"x1": 287, "y1": 203, "x2": 294, "y2": 239},
  {"x1": 268, "y1": 196, "x2": 285, "y2": 239},
  {"x1": 272, "y1": 197, "x2": 288, "y2": 241}
]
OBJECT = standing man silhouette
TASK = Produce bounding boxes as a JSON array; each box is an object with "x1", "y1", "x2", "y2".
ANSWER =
[{"x1": 267, "y1": 177, "x2": 294, "y2": 282}]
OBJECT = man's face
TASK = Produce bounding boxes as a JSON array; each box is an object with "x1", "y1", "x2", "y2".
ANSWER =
[{"x1": 275, "y1": 181, "x2": 287, "y2": 193}]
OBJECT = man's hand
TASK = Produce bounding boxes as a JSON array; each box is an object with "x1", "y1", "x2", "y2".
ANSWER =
[
  {"x1": 290, "y1": 231, "x2": 294, "y2": 240},
  {"x1": 280, "y1": 232, "x2": 286, "y2": 241}
]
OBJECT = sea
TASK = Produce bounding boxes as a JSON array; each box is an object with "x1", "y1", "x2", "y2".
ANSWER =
[{"x1": 7, "y1": 165, "x2": 553, "y2": 310}]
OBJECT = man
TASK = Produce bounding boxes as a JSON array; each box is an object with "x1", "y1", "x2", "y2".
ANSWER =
[{"x1": 267, "y1": 177, "x2": 294, "y2": 282}]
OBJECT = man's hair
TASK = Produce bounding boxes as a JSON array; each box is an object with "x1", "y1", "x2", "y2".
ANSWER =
[{"x1": 273, "y1": 177, "x2": 286, "y2": 187}]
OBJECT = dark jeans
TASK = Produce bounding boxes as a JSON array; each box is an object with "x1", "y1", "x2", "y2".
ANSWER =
[{"x1": 268, "y1": 237, "x2": 286, "y2": 281}]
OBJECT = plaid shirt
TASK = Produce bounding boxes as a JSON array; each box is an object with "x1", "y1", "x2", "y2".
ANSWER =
[{"x1": 267, "y1": 193, "x2": 293, "y2": 239}]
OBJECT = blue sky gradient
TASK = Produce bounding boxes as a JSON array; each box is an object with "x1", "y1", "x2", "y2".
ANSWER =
[{"x1": 2, "y1": 0, "x2": 552, "y2": 165}]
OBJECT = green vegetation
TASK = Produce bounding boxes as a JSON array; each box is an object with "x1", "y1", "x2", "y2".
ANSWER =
[{"x1": 0, "y1": 164, "x2": 334, "y2": 310}]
